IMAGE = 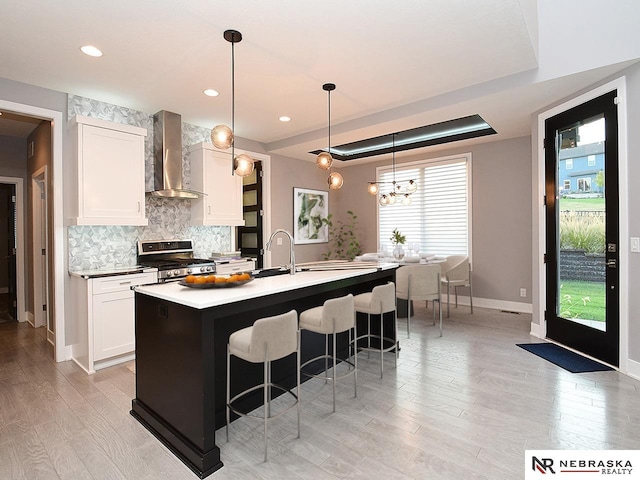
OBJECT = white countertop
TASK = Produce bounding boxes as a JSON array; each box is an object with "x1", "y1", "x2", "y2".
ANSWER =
[
  {"x1": 69, "y1": 266, "x2": 158, "y2": 279},
  {"x1": 134, "y1": 264, "x2": 396, "y2": 310}
]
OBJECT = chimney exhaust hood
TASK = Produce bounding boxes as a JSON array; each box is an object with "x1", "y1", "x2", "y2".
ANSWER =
[{"x1": 147, "y1": 110, "x2": 205, "y2": 199}]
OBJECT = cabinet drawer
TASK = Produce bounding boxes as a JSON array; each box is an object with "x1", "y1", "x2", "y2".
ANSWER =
[{"x1": 92, "y1": 272, "x2": 157, "y2": 294}]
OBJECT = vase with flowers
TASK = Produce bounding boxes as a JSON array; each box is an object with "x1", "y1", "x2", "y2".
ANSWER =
[{"x1": 390, "y1": 228, "x2": 406, "y2": 261}]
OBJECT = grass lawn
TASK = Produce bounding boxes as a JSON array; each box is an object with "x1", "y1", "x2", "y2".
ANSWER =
[
  {"x1": 559, "y1": 279, "x2": 606, "y2": 322},
  {"x1": 559, "y1": 197, "x2": 605, "y2": 211}
]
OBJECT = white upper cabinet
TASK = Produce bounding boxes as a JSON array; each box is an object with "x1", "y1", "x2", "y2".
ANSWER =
[
  {"x1": 189, "y1": 142, "x2": 245, "y2": 226},
  {"x1": 69, "y1": 115, "x2": 148, "y2": 226}
]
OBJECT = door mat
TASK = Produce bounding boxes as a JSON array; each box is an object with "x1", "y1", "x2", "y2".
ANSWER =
[{"x1": 516, "y1": 343, "x2": 613, "y2": 373}]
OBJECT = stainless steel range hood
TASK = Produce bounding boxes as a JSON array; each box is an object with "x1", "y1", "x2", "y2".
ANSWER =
[{"x1": 147, "y1": 110, "x2": 205, "y2": 199}]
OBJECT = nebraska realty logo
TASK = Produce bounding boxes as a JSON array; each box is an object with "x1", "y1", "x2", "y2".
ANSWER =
[{"x1": 525, "y1": 451, "x2": 640, "y2": 479}]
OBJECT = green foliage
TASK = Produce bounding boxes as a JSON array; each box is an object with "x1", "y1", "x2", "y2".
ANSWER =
[
  {"x1": 559, "y1": 212, "x2": 605, "y2": 254},
  {"x1": 558, "y1": 197, "x2": 605, "y2": 211},
  {"x1": 389, "y1": 228, "x2": 406, "y2": 246},
  {"x1": 559, "y1": 280, "x2": 605, "y2": 322},
  {"x1": 595, "y1": 170, "x2": 605, "y2": 190},
  {"x1": 321, "y1": 210, "x2": 362, "y2": 261}
]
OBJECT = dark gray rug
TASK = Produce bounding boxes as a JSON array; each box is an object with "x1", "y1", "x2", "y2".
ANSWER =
[{"x1": 517, "y1": 343, "x2": 613, "y2": 373}]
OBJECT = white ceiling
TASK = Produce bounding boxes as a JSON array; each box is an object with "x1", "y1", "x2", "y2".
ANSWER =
[{"x1": 0, "y1": 0, "x2": 637, "y2": 161}]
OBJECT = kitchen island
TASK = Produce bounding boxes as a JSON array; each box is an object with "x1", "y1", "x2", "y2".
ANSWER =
[{"x1": 130, "y1": 265, "x2": 396, "y2": 478}]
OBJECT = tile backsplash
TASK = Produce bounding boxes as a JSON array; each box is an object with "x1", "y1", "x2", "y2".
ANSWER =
[{"x1": 67, "y1": 96, "x2": 231, "y2": 270}]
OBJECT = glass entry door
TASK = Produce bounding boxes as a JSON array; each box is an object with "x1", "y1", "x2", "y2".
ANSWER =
[{"x1": 544, "y1": 90, "x2": 619, "y2": 366}]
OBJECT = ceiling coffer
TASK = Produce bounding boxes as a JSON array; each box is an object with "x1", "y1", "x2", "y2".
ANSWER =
[{"x1": 147, "y1": 110, "x2": 205, "y2": 198}]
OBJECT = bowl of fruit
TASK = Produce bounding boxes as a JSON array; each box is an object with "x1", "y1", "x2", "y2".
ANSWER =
[{"x1": 179, "y1": 272, "x2": 254, "y2": 288}]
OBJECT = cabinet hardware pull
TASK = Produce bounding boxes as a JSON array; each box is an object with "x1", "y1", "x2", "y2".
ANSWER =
[
  {"x1": 120, "y1": 281, "x2": 132, "y2": 285},
  {"x1": 208, "y1": 205, "x2": 211, "y2": 215},
  {"x1": 137, "y1": 202, "x2": 141, "y2": 212}
]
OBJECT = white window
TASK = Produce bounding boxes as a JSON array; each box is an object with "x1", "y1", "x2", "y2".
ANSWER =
[
  {"x1": 588, "y1": 154, "x2": 596, "y2": 166},
  {"x1": 566, "y1": 158, "x2": 573, "y2": 170},
  {"x1": 577, "y1": 177, "x2": 592, "y2": 192},
  {"x1": 563, "y1": 180, "x2": 571, "y2": 190},
  {"x1": 377, "y1": 154, "x2": 471, "y2": 256}
]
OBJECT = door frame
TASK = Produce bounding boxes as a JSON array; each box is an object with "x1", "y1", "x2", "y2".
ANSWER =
[
  {"x1": 0, "y1": 99, "x2": 66, "y2": 362},
  {"x1": 234, "y1": 148, "x2": 272, "y2": 268},
  {"x1": 534, "y1": 77, "x2": 629, "y2": 372},
  {"x1": 32, "y1": 166, "x2": 50, "y2": 334},
  {"x1": 0, "y1": 177, "x2": 25, "y2": 323}
]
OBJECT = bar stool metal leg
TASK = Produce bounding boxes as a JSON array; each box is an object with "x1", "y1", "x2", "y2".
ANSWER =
[
  {"x1": 226, "y1": 344, "x2": 231, "y2": 442},
  {"x1": 263, "y1": 347, "x2": 268, "y2": 462}
]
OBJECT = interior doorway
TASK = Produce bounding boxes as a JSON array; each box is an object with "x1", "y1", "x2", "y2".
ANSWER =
[
  {"x1": 0, "y1": 99, "x2": 65, "y2": 362},
  {"x1": 237, "y1": 160, "x2": 264, "y2": 268},
  {"x1": 0, "y1": 183, "x2": 17, "y2": 323}
]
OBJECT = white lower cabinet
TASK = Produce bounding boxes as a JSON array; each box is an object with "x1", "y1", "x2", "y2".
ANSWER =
[{"x1": 70, "y1": 271, "x2": 157, "y2": 374}]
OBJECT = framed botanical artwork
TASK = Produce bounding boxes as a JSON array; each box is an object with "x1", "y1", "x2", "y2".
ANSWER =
[{"x1": 293, "y1": 187, "x2": 328, "y2": 244}]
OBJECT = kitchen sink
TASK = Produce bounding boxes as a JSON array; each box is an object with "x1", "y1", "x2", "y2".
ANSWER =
[{"x1": 252, "y1": 267, "x2": 290, "y2": 278}]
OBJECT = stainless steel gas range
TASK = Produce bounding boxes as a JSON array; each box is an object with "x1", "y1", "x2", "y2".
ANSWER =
[
  {"x1": 137, "y1": 239, "x2": 255, "y2": 282},
  {"x1": 137, "y1": 239, "x2": 217, "y2": 282}
]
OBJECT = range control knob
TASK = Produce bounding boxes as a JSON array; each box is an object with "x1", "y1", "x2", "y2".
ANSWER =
[
  {"x1": 186, "y1": 268, "x2": 193, "y2": 274},
  {"x1": 166, "y1": 271, "x2": 174, "y2": 278},
  {"x1": 174, "y1": 270, "x2": 181, "y2": 276},
  {"x1": 206, "y1": 266, "x2": 213, "y2": 272}
]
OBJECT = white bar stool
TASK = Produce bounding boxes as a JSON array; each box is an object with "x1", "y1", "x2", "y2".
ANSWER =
[
  {"x1": 226, "y1": 309, "x2": 300, "y2": 461},
  {"x1": 299, "y1": 294, "x2": 357, "y2": 413},
  {"x1": 353, "y1": 282, "x2": 398, "y2": 378}
]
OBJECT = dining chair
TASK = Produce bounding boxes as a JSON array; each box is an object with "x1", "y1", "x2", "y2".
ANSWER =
[
  {"x1": 440, "y1": 255, "x2": 473, "y2": 317},
  {"x1": 396, "y1": 264, "x2": 442, "y2": 337}
]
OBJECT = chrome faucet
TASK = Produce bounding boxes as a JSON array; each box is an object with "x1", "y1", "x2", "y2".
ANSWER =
[{"x1": 265, "y1": 229, "x2": 296, "y2": 275}]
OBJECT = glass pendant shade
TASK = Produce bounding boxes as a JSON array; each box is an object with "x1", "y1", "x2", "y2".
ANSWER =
[
  {"x1": 234, "y1": 153, "x2": 255, "y2": 176},
  {"x1": 316, "y1": 151, "x2": 333, "y2": 170},
  {"x1": 406, "y1": 179, "x2": 418, "y2": 193},
  {"x1": 328, "y1": 171, "x2": 343, "y2": 190},
  {"x1": 402, "y1": 194, "x2": 412, "y2": 206},
  {"x1": 211, "y1": 124, "x2": 233, "y2": 149},
  {"x1": 387, "y1": 192, "x2": 397, "y2": 205},
  {"x1": 367, "y1": 182, "x2": 379, "y2": 195},
  {"x1": 379, "y1": 195, "x2": 388, "y2": 206}
]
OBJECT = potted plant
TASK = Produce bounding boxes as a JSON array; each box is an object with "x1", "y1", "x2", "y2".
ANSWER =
[
  {"x1": 321, "y1": 210, "x2": 362, "y2": 261},
  {"x1": 390, "y1": 228, "x2": 406, "y2": 260}
]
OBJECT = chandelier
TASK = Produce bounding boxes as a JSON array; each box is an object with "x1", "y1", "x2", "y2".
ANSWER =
[{"x1": 367, "y1": 133, "x2": 417, "y2": 205}]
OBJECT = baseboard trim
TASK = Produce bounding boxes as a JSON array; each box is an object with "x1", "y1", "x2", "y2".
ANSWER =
[
  {"x1": 442, "y1": 294, "x2": 532, "y2": 315},
  {"x1": 530, "y1": 321, "x2": 546, "y2": 339},
  {"x1": 626, "y1": 359, "x2": 640, "y2": 381},
  {"x1": 71, "y1": 356, "x2": 94, "y2": 375}
]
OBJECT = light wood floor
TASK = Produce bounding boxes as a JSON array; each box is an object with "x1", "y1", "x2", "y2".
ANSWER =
[{"x1": 1, "y1": 305, "x2": 639, "y2": 479}]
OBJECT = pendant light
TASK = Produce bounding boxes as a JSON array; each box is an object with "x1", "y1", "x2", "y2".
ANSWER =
[
  {"x1": 368, "y1": 133, "x2": 416, "y2": 205},
  {"x1": 211, "y1": 29, "x2": 254, "y2": 177},
  {"x1": 317, "y1": 83, "x2": 343, "y2": 189},
  {"x1": 316, "y1": 83, "x2": 335, "y2": 170}
]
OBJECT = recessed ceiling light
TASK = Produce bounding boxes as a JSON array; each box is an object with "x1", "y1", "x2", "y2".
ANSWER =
[
  {"x1": 80, "y1": 45, "x2": 103, "y2": 57},
  {"x1": 204, "y1": 89, "x2": 219, "y2": 97},
  {"x1": 279, "y1": 116, "x2": 291, "y2": 122}
]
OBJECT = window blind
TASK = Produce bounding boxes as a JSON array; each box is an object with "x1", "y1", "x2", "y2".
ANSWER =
[{"x1": 378, "y1": 156, "x2": 469, "y2": 256}]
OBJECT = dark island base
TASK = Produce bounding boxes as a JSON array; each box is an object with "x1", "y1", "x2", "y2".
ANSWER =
[
  {"x1": 131, "y1": 400, "x2": 223, "y2": 478},
  {"x1": 131, "y1": 268, "x2": 396, "y2": 478}
]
